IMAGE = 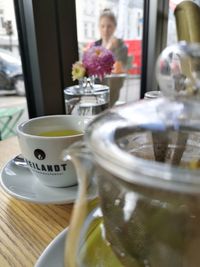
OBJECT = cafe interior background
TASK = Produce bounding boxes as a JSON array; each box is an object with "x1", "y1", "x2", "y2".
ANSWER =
[
  {"x1": 1, "y1": 0, "x2": 200, "y2": 266},
  {"x1": 0, "y1": 0, "x2": 194, "y2": 140}
]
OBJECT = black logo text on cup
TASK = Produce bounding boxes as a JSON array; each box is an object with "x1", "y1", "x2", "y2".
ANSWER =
[{"x1": 34, "y1": 149, "x2": 46, "y2": 160}]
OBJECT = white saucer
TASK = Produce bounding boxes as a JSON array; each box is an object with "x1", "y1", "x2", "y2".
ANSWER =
[
  {"x1": 35, "y1": 208, "x2": 102, "y2": 267},
  {"x1": 0, "y1": 157, "x2": 97, "y2": 204},
  {"x1": 35, "y1": 228, "x2": 67, "y2": 267}
]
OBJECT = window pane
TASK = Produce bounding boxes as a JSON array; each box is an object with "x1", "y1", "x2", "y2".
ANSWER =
[
  {"x1": 0, "y1": 0, "x2": 28, "y2": 140},
  {"x1": 75, "y1": 0, "x2": 144, "y2": 106}
]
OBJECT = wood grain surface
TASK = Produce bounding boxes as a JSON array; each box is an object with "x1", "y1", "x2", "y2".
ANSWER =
[{"x1": 0, "y1": 137, "x2": 73, "y2": 267}]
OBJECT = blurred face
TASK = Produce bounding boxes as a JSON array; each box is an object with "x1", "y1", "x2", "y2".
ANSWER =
[{"x1": 99, "y1": 17, "x2": 116, "y2": 41}]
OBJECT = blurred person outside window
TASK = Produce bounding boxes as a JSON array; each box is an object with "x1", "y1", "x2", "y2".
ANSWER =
[
  {"x1": 88, "y1": 8, "x2": 129, "y2": 106},
  {"x1": 95, "y1": 8, "x2": 128, "y2": 74}
]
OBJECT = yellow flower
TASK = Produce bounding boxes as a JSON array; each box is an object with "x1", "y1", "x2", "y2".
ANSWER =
[{"x1": 72, "y1": 61, "x2": 86, "y2": 81}]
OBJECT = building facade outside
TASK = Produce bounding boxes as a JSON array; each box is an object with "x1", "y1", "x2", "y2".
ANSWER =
[
  {"x1": 75, "y1": 0, "x2": 144, "y2": 74},
  {"x1": 0, "y1": 0, "x2": 19, "y2": 56},
  {"x1": 75, "y1": 0, "x2": 143, "y2": 45}
]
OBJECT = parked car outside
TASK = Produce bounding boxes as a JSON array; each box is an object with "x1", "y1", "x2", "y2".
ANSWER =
[{"x1": 0, "y1": 49, "x2": 25, "y2": 96}]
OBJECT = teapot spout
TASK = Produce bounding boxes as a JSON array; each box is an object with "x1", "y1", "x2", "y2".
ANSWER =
[
  {"x1": 62, "y1": 140, "x2": 95, "y2": 191},
  {"x1": 63, "y1": 140, "x2": 93, "y2": 168},
  {"x1": 62, "y1": 140, "x2": 96, "y2": 267}
]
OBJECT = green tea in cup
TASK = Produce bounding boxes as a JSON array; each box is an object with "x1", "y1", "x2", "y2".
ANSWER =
[{"x1": 38, "y1": 129, "x2": 83, "y2": 137}]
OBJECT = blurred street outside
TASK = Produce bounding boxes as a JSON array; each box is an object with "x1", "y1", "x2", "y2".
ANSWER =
[{"x1": 0, "y1": 95, "x2": 28, "y2": 140}]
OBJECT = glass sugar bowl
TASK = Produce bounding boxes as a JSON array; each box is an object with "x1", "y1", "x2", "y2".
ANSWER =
[{"x1": 64, "y1": 79, "x2": 109, "y2": 116}]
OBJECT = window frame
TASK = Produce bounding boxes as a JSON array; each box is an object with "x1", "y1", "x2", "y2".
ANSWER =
[
  {"x1": 140, "y1": 0, "x2": 169, "y2": 98},
  {"x1": 14, "y1": 0, "x2": 79, "y2": 118}
]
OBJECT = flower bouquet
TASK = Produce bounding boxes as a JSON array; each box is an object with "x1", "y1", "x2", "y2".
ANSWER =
[
  {"x1": 65, "y1": 46, "x2": 114, "y2": 116},
  {"x1": 72, "y1": 46, "x2": 115, "y2": 89}
]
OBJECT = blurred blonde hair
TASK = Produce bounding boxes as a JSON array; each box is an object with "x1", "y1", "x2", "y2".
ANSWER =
[{"x1": 99, "y1": 8, "x2": 117, "y2": 26}]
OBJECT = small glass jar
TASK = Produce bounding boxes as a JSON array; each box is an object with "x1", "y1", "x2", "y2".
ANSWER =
[
  {"x1": 64, "y1": 82, "x2": 109, "y2": 116},
  {"x1": 144, "y1": 90, "x2": 162, "y2": 99}
]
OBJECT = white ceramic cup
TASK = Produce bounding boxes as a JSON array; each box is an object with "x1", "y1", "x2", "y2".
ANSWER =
[{"x1": 17, "y1": 115, "x2": 90, "y2": 187}]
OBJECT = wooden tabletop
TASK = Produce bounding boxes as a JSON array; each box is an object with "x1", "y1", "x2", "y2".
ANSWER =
[{"x1": 0, "y1": 136, "x2": 73, "y2": 267}]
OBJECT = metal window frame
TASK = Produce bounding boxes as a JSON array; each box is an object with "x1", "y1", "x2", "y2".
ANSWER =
[
  {"x1": 14, "y1": 0, "x2": 79, "y2": 118},
  {"x1": 140, "y1": 0, "x2": 169, "y2": 98}
]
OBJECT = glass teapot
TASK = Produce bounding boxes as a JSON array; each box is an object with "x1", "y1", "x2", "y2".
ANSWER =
[{"x1": 65, "y1": 42, "x2": 200, "y2": 267}]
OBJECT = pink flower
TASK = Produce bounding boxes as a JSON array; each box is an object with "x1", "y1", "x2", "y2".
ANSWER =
[{"x1": 82, "y1": 46, "x2": 115, "y2": 79}]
